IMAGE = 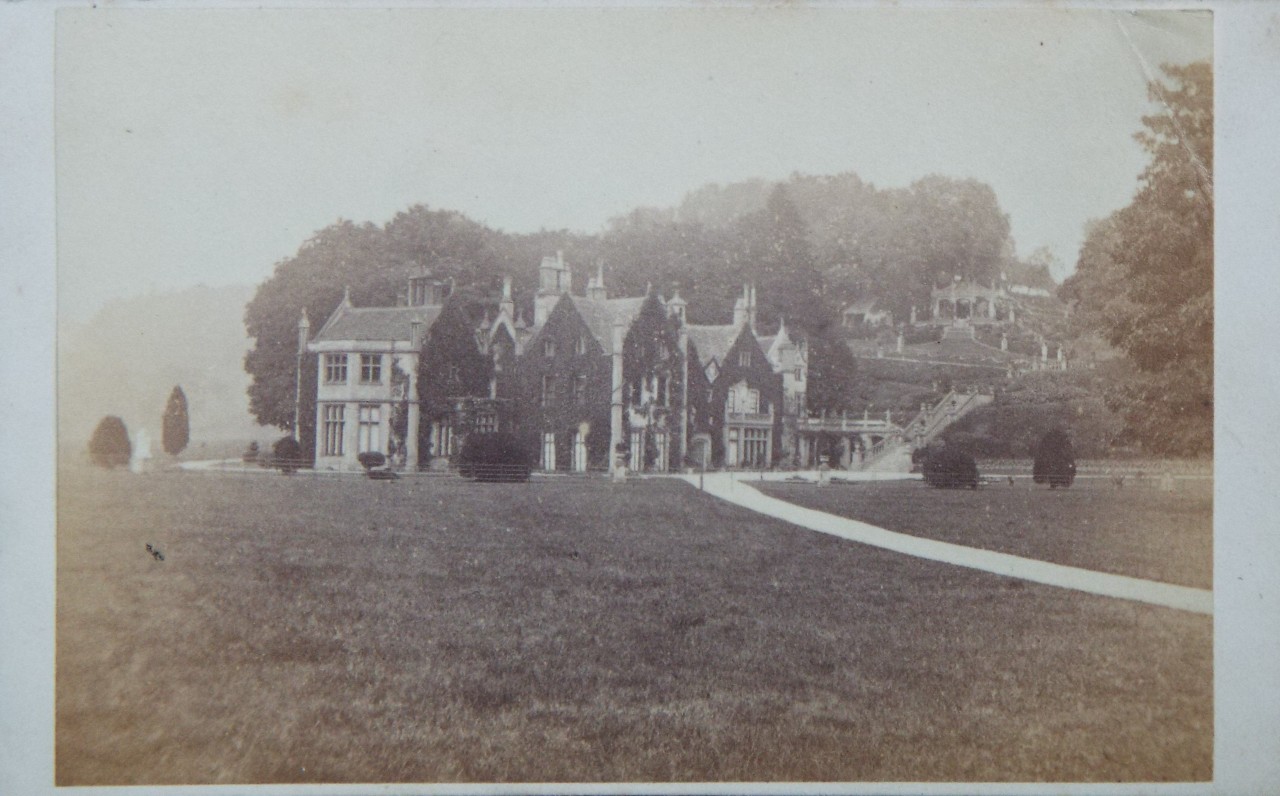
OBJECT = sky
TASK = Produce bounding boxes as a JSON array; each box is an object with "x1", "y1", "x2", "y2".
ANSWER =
[{"x1": 55, "y1": 6, "x2": 1212, "y2": 323}]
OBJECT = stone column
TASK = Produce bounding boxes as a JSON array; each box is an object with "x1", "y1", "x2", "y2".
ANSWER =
[
  {"x1": 609, "y1": 320, "x2": 626, "y2": 474},
  {"x1": 679, "y1": 325, "x2": 689, "y2": 466}
]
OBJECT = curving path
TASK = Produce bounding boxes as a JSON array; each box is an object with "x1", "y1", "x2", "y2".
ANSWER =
[{"x1": 680, "y1": 472, "x2": 1212, "y2": 616}]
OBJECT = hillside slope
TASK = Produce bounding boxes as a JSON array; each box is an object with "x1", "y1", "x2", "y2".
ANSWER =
[{"x1": 59, "y1": 284, "x2": 274, "y2": 450}]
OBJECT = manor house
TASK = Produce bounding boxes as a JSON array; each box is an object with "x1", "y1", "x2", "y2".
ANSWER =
[{"x1": 302, "y1": 256, "x2": 809, "y2": 472}]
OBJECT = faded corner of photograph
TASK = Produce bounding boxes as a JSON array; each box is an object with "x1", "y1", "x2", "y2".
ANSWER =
[{"x1": 54, "y1": 5, "x2": 1212, "y2": 788}]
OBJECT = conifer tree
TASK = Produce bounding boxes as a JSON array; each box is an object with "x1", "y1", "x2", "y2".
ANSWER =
[{"x1": 162, "y1": 385, "x2": 190, "y2": 456}]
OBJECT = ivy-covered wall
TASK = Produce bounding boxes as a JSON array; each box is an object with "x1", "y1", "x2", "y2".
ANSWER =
[
  {"x1": 707, "y1": 326, "x2": 784, "y2": 466},
  {"x1": 513, "y1": 296, "x2": 613, "y2": 469}
]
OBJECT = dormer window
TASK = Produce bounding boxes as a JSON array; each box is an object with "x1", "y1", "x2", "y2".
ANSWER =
[
  {"x1": 544, "y1": 338, "x2": 556, "y2": 357},
  {"x1": 739, "y1": 349, "x2": 752, "y2": 368},
  {"x1": 409, "y1": 276, "x2": 449, "y2": 307},
  {"x1": 576, "y1": 335, "x2": 589, "y2": 356}
]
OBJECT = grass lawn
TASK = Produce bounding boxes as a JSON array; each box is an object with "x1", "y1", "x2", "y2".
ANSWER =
[
  {"x1": 57, "y1": 466, "x2": 1210, "y2": 784},
  {"x1": 755, "y1": 477, "x2": 1212, "y2": 589}
]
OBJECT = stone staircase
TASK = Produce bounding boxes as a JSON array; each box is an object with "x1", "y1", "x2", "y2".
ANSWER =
[{"x1": 859, "y1": 389, "x2": 993, "y2": 473}]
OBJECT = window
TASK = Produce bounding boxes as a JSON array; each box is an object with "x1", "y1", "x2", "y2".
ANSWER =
[
  {"x1": 409, "y1": 278, "x2": 447, "y2": 306},
  {"x1": 745, "y1": 389, "x2": 760, "y2": 414},
  {"x1": 572, "y1": 432, "x2": 587, "y2": 472},
  {"x1": 360, "y1": 354, "x2": 382, "y2": 383},
  {"x1": 742, "y1": 428, "x2": 770, "y2": 468},
  {"x1": 629, "y1": 430, "x2": 645, "y2": 471},
  {"x1": 544, "y1": 338, "x2": 556, "y2": 357},
  {"x1": 739, "y1": 349, "x2": 752, "y2": 367},
  {"x1": 322, "y1": 404, "x2": 345, "y2": 456},
  {"x1": 576, "y1": 335, "x2": 589, "y2": 356},
  {"x1": 542, "y1": 433, "x2": 556, "y2": 471},
  {"x1": 357, "y1": 404, "x2": 381, "y2": 453},
  {"x1": 541, "y1": 375, "x2": 554, "y2": 407},
  {"x1": 652, "y1": 431, "x2": 669, "y2": 472},
  {"x1": 474, "y1": 413, "x2": 497, "y2": 434},
  {"x1": 794, "y1": 366, "x2": 804, "y2": 381},
  {"x1": 573, "y1": 374, "x2": 587, "y2": 405},
  {"x1": 726, "y1": 390, "x2": 737, "y2": 413},
  {"x1": 324, "y1": 354, "x2": 348, "y2": 384}
]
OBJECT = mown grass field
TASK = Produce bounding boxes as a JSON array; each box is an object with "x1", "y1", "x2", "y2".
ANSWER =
[
  {"x1": 756, "y1": 476, "x2": 1212, "y2": 589},
  {"x1": 57, "y1": 465, "x2": 1211, "y2": 785}
]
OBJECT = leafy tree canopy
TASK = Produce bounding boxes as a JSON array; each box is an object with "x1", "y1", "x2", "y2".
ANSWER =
[{"x1": 1060, "y1": 62, "x2": 1212, "y2": 456}]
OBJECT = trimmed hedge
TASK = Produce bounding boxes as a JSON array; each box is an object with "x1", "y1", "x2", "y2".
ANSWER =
[
  {"x1": 88, "y1": 416, "x2": 132, "y2": 469},
  {"x1": 922, "y1": 446, "x2": 980, "y2": 489},
  {"x1": 456, "y1": 432, "x2": 533, "y2": 482},
  {"x1": 272, "y1": 436, "x2": 303, "y2": 474}
]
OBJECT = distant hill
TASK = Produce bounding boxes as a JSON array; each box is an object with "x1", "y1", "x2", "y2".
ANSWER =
[{"x1": 59, "y1": 284, "x2": 275, "y2": 451}]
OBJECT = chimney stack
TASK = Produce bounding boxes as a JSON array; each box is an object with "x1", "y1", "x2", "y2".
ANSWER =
[{"x1": 499, "y1": 275, "x2": 514, "y2": 320}]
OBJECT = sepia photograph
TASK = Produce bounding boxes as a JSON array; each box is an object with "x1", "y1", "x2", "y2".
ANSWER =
[{"x1": 3, "y1": 1, "x2": 1259, "y2": 791}]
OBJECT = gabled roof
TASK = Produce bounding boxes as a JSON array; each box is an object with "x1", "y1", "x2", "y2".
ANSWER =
[
  {"x1": 685, "y1": 323, "x2": 741, "y2": 367},
  {"x1": 567, "y1": 294, "x2": 647, "y2": 355},
  {"x1": 313, "y1": 303, "x2": 442, "y2": 343}
]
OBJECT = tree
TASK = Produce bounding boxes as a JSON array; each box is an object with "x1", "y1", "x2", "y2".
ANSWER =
[
  {"x1": 1032, "y1": 428, "x2": 1077, "y2": 488},
  {"x1": 736, "y1": 185, "x2": 828, "y2": 334},
  {"x1": 161, "y1": 385, "x2": 190, "y2": 456},
  {"x1": 805, "y1": 324, "x2": 859, "y2": 415},
  {"x1": 1061, "y1": 62, "x2": 1212, "y2": 456},
  {"x1": 88, "y1": 416, "x2": 132, "y2": 468},
  {"x1": 244, "y1": 207, "x2": 503, "y2": 456}
]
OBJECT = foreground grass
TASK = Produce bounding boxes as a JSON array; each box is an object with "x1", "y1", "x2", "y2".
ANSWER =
[
  {"x1": 756, "y1": 477, "x2": 1212, "y2": 589},
  {"x1": 57, "y1": 466, "x2": 1211, "y2": 784}
]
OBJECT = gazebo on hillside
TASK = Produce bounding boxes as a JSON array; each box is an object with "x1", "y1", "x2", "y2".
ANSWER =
[{"x1": 929, "y1": 278, "x2": 1015, "y2": 325}]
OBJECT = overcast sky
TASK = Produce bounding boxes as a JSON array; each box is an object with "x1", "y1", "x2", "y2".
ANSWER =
[{"x1": 55, "y1": 7, "x2": 1211, "y2": 323}]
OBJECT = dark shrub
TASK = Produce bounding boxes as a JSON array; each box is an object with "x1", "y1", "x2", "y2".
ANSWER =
[
  {"x1": 242, "y1": 441, "x2": 260, "y2": 464},
  {"x1": 923, "y1": 446, "x2": 979, "y2": 489},
  {"x1": 456, "y1": 432, "x2": 533, "y2": 482},
  {"x1": 357, "y1": 451, "x2": 399, "y2": 480},
  {"x1": 88, "y1": 416, "x2": 132, "y2": 468},
  {"x1": 1033, "y1": 428, "x2": 1077, "y2": 488},
  {"x1": 272, "y1": 436, "x2": 304, "y2": 474}
]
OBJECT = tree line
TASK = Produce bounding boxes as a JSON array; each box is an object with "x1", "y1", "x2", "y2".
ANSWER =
[{"x1": 244, "y1": 59, "x2": 1211, "y2": 457}]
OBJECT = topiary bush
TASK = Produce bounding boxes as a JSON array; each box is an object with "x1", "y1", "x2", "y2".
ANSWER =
[
  {"x1": 242, "y1": 441, "x2": 260, "y2": 464},
  {"x1": 1033, "y1": 428, "x2": 1077, "y2": 488},
  {"x1": 272, "y1": 436, "x2": 304, "y2": 474},
  {"x1": 923, "y1": 446, "x2": 980, "y2": 489},
  {"x1": 357, "y1": 451, "x2": 399, "y2": 480},
  {"x1": 88, "y1": 415, "x2": 132, "y2": 468},
  {"x1": 456, "y1": 432, "x2": 533, "y2": 482}
]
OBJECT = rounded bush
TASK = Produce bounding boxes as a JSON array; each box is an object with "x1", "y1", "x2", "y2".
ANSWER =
[
  {"x1": 88, "y1": 416, "x2": 132, "y2": 469},
  {"x1": 923, "y1": 446, "x2": 979, "y2": 489},
  {"x1": 272, "y1": 436, "x2": 304, "y2": 474},
  {"x1": 357, "y1": 451, "x2": 387, "y2": 471},
  {"x1": 456, "y1": 432, "x2": 533, "y2": 482},
  {"x1": 1033, "y1": 428, "x2": 1077, "y2": 488}
]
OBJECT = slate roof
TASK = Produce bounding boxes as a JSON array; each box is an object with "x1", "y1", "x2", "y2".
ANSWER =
[
  {"x1": 685, "y1": 323, "x2": 742, "y2": 367},
  {"x1": 567, "y1": 295, "x2": 647, "y2": 355},
  {"x1": 313, "y1": 304, "x2": 443, "y2": 343}
]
